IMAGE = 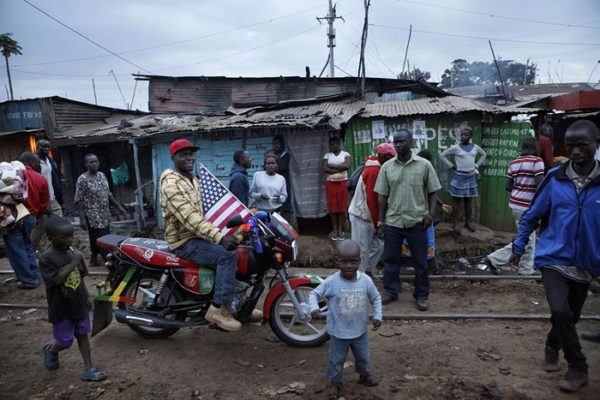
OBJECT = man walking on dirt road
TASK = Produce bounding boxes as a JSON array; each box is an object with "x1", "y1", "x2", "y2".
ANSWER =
[{"x1": 511, "y1": 120, "x2": 600, "y2": 393}]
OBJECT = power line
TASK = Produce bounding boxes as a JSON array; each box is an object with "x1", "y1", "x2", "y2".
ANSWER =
[
  {"x1": 23, "y1": 0, "x2": 152, "y2": 73},
  {"x1": 342, "y1": 21, "x2": 396, "y2": 77},
  {"x1": 334, "y1": 65, "x2": 353, "y2": 77},
  {"x1": 397, "y1": 0, "x2": 600, "y2": 30},
  {"x1": 14, "y1": 4, "x2": 326, "y2": 68},
  {"x1": 370, "y1": 23, "x2": 600, "y2": 46},
  {"x1": 12, "y1": 68, "x2": 109, "y2": 78},
  {"x1": 154, "y1": 25, "x2": 321, "y2": 72}
]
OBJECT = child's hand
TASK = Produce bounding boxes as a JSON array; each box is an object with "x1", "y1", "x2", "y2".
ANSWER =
[
  {"x1": 311, "y1": 310, "x2": 321, "y2": 320},
  {"x1": 71, "y1": 250, "x2": 84, "y2": 265},
  {"x1": 441, "y1": 203, "x2": 453, "y2": 215},
  {"x1": 372, "y1": 319, "x2": 382, "y2": 331}
]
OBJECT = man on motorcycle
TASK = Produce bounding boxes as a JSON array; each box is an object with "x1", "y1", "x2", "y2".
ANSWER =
[{"x1": 159, "y1": 138, "x2": 243, "y2": 332}]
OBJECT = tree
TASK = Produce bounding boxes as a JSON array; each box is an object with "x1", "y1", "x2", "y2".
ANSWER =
[
  {"x1": 398, "y1": 67, "x2": 431, "y2": 81},
  {"x1": 440, "y1": 58, "x2": 537, "y2": 89},
  {"x1": 0, "y1": 33, "x2": 22, "y2": 101}
]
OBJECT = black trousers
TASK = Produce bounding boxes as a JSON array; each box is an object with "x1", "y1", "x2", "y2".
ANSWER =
[
  {"x1": 88, "y1": 225, "x2": 110, "y2": 260},
  {"x1": 542, "y1": 268, "x2": 589, "y2": 372}
]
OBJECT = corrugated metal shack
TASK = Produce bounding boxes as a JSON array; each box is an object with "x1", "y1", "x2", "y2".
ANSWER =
[
  {"x1": 64, "y1": 95, "x2": 367, "y2": 227},
  {"x1": 517, "y1": 90, "x2": 600, "y2": 158},
  {"x1": 67, "y1": 94, "x2": 538, "y2": 233},
  {"x1": 0, "y1": 96, "x2": 144, "y2": 214},
  {"x1": 343, "y1": 96, "x2": 539, "y2": 231},
  {"x1": 135, "y1": 74, "x2": 448, "y2": 113}
]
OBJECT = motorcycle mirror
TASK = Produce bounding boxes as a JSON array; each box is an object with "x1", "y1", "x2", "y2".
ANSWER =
[
  {"x1": 255, "y1": 210, "x2": 271, "y2": 222},
  {"x1": 226, "y1": 215, "x2": 244, "y2": 228}
]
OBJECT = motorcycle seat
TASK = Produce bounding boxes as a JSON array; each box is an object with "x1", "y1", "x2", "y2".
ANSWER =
[{"x1": 119, "y1": 237, "x2": 198, "y2": 269}]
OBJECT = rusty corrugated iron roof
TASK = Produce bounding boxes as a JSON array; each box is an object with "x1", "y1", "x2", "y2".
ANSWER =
[
  {"x1": 361, "y1": 96, "x2": 538, "y2": 117},
  {"x1": 53, "y1": 96, "x2": 539, "y2": 145}
]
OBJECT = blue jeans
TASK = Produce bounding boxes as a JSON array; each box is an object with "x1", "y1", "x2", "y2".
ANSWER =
[
  {"x1": 3, "y1": 214, "x2": 40, "y2": 287},
  {"x1": 327, "y1": 332, "x2": 371, "y2": 384},
  {"x1": 383, "y1": 223, "x2": 429, "y2": 299},
  {"x1": 173, "y1": 239, "x2": 237, "y2": 306}
]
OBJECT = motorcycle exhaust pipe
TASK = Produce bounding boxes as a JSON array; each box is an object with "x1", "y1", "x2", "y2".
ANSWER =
[{"x1": 114, "y1": 309, "x2": 192, "y2": 328}]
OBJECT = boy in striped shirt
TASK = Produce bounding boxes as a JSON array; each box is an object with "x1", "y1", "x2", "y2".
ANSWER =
[{"x1": 484, "y1": 137, "x2": 544, "y2": 275}]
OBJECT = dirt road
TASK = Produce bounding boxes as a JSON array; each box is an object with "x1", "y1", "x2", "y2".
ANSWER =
[{"x1": 1, "y1": 270, "x2": 599, "y2": 400}]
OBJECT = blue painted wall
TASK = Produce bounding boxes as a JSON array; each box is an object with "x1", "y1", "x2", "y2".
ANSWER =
[
  {"x1": 150, "y1": 130, "x2": 276, "y2": 228},
  {"x1": 0, "y1": 100, "x2": 44, "y2": 131}
]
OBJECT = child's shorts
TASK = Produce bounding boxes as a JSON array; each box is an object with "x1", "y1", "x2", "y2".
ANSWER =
[{"x1": 52, "y1": 314, "x2": 91, "y2": 347}]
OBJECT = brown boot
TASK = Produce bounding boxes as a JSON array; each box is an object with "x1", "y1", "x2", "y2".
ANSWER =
[{"x1": 205, "y1": 305, "x2": 241, "y2": 332}]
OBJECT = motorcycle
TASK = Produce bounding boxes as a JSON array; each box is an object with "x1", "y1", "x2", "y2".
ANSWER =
[{"x1": 92, "y1": 212, "x2": 330, "y2": 348}]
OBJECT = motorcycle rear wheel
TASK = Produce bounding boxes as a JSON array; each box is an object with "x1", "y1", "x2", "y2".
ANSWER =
[
  {"x1": 118, "y1": 274, "x2": 186, "y2": 339},
  {"x1": 269, "y1": 284, "x2": 329, "y2": 347}
]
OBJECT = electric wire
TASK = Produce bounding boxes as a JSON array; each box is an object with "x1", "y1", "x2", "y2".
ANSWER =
[
  {"x1": 397, "y1": 0, "x2": 600, "y2": 30},
  {"x1": 22, "y1": 0, "x2": 152, "y2": 73},
  {"x1": 153, "y1": 25, "x2": 321, "y2": 72},
  {"x1": 370, "y1": 23, "x2": 600, "y2": 46},
  {"x1": 14, "y1": 4, "x2": 326, "y2": 68},
  {"x1": 334, "y1": 64, "x2": 353, "y2": 77}
]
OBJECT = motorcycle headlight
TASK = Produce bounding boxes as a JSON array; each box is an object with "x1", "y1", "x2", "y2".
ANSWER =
[{"x1": 291, "y1": 240, "x2": 298, "y2": 261}]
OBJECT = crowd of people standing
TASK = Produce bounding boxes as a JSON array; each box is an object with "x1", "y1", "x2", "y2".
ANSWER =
[{"x1": 1, "y1": 119, "x2": 598, "y2": 394}]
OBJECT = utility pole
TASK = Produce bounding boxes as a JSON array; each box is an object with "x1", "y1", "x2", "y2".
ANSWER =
[
  {"x1": 488, "y1": 40, "x2": 507, "y2": 101},
  {"x1": 317, "y1": 0, "x2": 343, "y2": 77},
  {"x1": 586, "y1": 60, "x2": 600, "y2": 85},
  {"x1": 524, "y1": 57, "x2": 530, "y2": 85},
  {"x1": 356, "y1": 0, "x2": 371, "y2": 98},
  {"x1": 109, "y1": 69, "x2": 128, "y2": 110},
  {"x1": 400, "y1": 24, "x2": 412, "y2": 77},
  {"x1": 92, "y1": 78, "x2": 97, "y2": 105}
]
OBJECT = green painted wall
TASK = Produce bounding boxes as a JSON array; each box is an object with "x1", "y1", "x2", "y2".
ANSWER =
[
  {"x1": 344, "y1": 114, "x2": 531, "y2": 232},
  {"x1": 344, "y1": 112, "x2": 483, "y2": 210},
  {"x1": 479, "y1": 122, "x2": 532, "y2": 231}
]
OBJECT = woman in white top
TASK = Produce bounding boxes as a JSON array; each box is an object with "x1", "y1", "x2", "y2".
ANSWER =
[
  {"x1": 322, "y1": 136, "x2": 351, "y2": 240},
  {"x1": 250, "y1": 154, "x2": 287, "y2": 213},
  {"x1": 440, "y1": 127, "x2": 486, "y2": 233}
]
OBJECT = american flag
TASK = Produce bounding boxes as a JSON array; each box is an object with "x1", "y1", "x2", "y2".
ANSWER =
[{"x1": 198, "y1": 164, "x2": 252, "y2": 236}]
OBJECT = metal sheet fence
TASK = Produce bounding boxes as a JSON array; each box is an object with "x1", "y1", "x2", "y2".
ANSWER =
[{"x1": 343, "y1": 114, "x2": 530, "y2": 231}]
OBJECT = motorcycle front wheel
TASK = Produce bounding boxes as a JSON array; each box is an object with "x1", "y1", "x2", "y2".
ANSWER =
[
  {"x1": 118, "y1": 274, "x2": 186, "y2": 339},
  {"x1": 269, "y1": 284, "x2": 329, "y2": 347}
]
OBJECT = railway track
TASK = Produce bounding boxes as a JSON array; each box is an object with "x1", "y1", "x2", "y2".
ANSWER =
[{"x1": 3, "y1": 270, "x2": 597, "y2": 320}]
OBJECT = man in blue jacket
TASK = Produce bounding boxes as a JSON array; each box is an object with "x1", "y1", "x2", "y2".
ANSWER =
[
  {"x1": 228, "y1": 150, "x2": 252, "y2": 206},
  {"x1": 511, "y1": 119, "x2": 600, "y2": 393}
]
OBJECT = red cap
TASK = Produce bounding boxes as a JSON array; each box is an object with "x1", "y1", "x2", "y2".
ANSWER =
[
  {"x1": 170, "y1": 139, "x2": 199, "y2": 156},
  {"x1": 376, "y1": 142, "x2": 397, "y2": 156}
]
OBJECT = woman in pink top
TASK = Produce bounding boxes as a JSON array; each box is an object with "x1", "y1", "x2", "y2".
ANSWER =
[{"x1": 322, "y1": 137, "x2": 351, "y2": 240}]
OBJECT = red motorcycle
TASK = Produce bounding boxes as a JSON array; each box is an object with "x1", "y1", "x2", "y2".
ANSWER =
[{"x1": 92, "y1": 212, "x2": 329, "y2": 347}]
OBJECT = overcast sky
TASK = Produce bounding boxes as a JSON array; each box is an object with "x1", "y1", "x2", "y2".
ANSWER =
[{"x1": 2, "y1": 0, "x2": 599, "y2": 111}]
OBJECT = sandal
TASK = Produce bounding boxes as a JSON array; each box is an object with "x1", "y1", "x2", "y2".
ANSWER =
[
  {"x1": 358, "y1": 375, "x2": 379, "y2": 386},
  {"x1": 43, "y1": 344, "x2": 59, "y2": 370},
  {"x1": 81, "y1": 366, "x2": 107, "y2": 382}
]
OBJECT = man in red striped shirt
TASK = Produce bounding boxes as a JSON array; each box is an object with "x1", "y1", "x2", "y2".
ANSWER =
[{"x1": 484, "y1": 137, "x2": 544, "y2": 275}]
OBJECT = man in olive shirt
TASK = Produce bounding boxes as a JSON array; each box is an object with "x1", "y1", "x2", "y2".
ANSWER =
[{"x1": 375, "y1": 130, "x2": 442, "y2": 311}]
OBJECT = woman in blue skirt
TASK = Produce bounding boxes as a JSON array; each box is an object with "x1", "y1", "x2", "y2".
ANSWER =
[{"x1": 440, "y1": 127, "x2": 486, "y2": 233}]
